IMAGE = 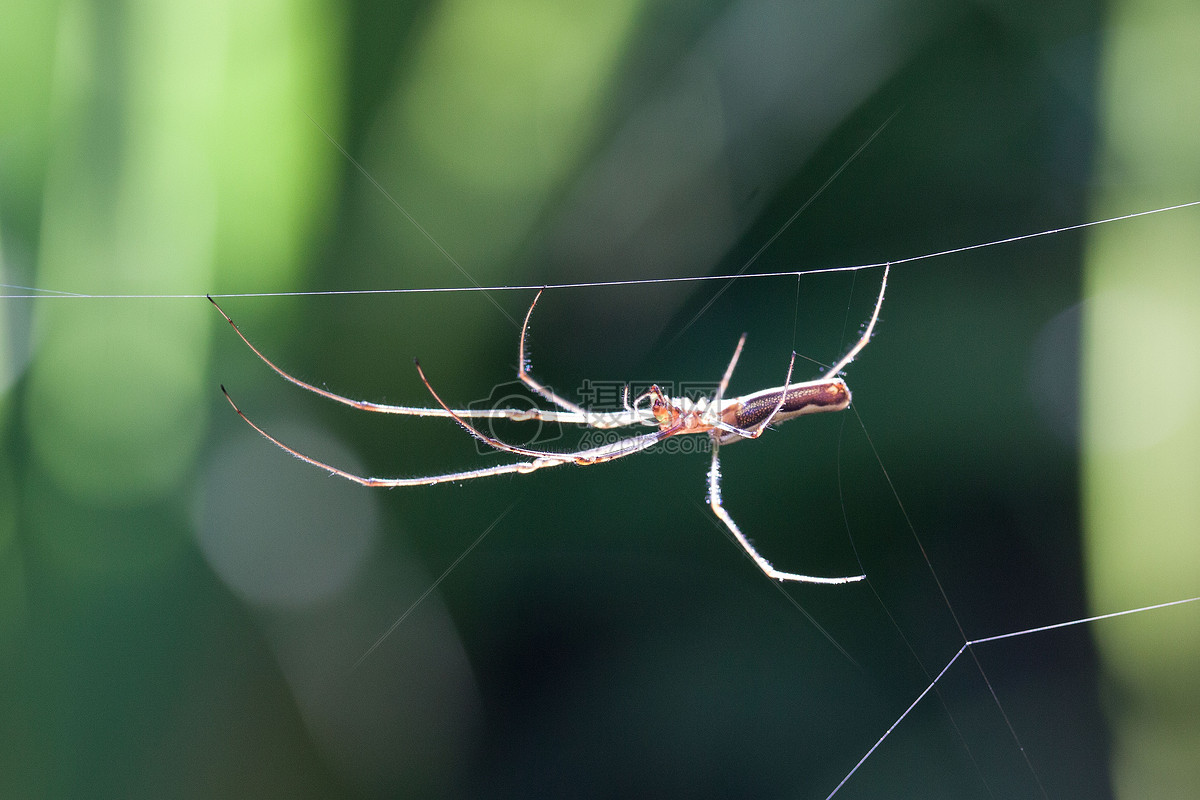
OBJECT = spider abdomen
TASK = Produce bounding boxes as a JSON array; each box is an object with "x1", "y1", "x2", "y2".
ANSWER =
[{"x1": 724, "y1": 379, "x2": 851, "y2": 432}]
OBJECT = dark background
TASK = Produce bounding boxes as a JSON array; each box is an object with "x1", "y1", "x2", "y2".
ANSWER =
[{"x1": 2, "y1": 1, "x2": 1197, "y2": 797}]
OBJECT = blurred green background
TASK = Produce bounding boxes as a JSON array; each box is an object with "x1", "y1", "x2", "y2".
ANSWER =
[{"x1": 2, "y1": 0, "x2": 1197, "y2": 797}]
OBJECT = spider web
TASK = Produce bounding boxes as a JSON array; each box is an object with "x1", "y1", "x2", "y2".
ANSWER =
[
  {"x1": 4, "y1": 90, "x2": 1198, "y2": 800},
  {"x1": 8, "y1": 201, "x2": 1195, "y2": 798}
]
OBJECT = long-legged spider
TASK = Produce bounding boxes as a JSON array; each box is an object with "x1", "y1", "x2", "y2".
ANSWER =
[{"x1": 210, "y1": 265, "x2": 887, "y2": 585}]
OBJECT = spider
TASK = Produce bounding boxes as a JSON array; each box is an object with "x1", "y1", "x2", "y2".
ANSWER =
[{"x1": 209, "y1": 265, "x2": 887, "y2": 585}]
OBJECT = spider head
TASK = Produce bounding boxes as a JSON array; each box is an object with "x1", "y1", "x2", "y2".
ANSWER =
[{"x1": 648, "y1": 385, "x2": 679, "y2": 428}]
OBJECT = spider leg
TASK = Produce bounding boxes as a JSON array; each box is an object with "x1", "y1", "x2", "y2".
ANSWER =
[
  {"x1": 514, "y1": 291, "x2": 657, "y2": 429},
  {"x1": 220, "y1": 385, "x2": 666, "y2": 486},
  {"x1": 208, "y1": 294, "x2": 592, "y2": 425},
  {"x1": 515, "y1": 289, "x2": 613, "y2": 422},
  {"x1": 707, "y1": 438, "x2": 865, "y2": 584},
  {"x1": 415, "y1": 358, "x2": 684, "y2": 464},
  {"x1": 825, "y1": 263, "x2": 889, "y2": 377},
  {"x1": 709, "y1": 264, "x2": 888, "y2": 443},
  {"x1": 707, "y1": 348, "x2": 800, "y2": 444},
  {"x1": 220, "y1": 386, "x2": 555, "y2": 485},
  {"x1": 725, "y1": 350, "x2": 798, "y2": 441},
  {"x1": 714, "y1": 333, "x2": 748, "y2": 405}
]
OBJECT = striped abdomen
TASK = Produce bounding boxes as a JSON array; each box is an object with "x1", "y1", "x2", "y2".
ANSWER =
[{"x1": 718, "y1": 379, "x2": 850, "y2": 442}]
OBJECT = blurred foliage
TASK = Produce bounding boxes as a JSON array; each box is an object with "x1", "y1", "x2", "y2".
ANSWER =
[
  {"x1": 1084, "y1": 0, "x2": 1200, "y2": 796},
  {"x1": 1, "y1": 0, "x2": 1197, "y2": 798}
]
